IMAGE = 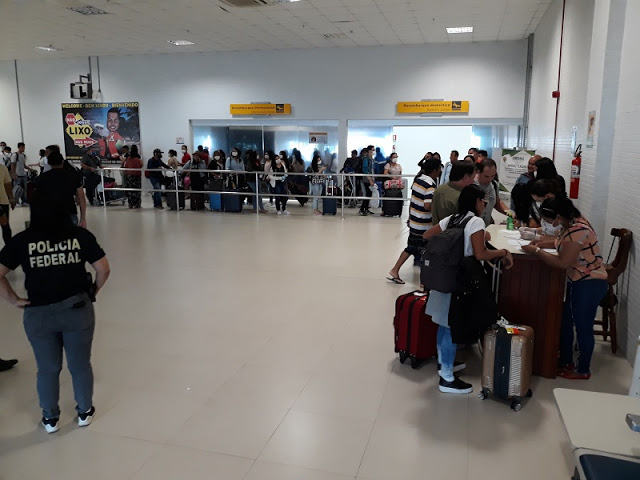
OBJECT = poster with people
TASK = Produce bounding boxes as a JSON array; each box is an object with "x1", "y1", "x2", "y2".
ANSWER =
[{"x1": 61, "y1": 102, "x2": 140, "y2": 163}]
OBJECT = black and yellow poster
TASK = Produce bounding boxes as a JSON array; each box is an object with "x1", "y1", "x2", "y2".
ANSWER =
[
  {"x1": 396, "y1": 101, "x2": 469, "y2": 114},
  {"x1": 61, "y1": 102, "x2": 140, "y2": 162}
]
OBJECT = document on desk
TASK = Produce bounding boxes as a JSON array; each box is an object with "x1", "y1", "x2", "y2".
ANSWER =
[{"x1": 508, "y1": 239, "x2": 528, "y2": 247}]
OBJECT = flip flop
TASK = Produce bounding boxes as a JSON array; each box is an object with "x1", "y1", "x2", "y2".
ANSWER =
[{"x1": 387, "y1": 276, "x2": 405, "y2": 285}]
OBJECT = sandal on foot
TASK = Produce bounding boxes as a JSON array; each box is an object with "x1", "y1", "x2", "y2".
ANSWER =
[{"x1": 387, "y1": 276, "x2": 405, "y2": 285}]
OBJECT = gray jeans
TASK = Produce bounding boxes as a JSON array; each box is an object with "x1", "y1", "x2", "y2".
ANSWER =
[{"x1": 23, "y1": 293, "x2": 95, "y2": 419}]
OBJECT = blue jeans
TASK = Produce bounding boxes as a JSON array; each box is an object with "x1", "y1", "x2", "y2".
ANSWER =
[
  {"x1": 437, "y1": 325, "x2": 457, "y2": 381},
  {"x1": 150, "y1": 177, "x2": 162, "y2": 207},
  {"x1": 23, "y1": 293, "x2": 95, "y2": 419},
  {"x1": 247, "y1": 181, "x2": 264, "y2": 210},
  {"x1": 310, "y1": 183, "x2": 323, "y2": 210},
  {"x1": 15, "y1": 176, "x2": 28, "y2": 205},
  {"x1": 274, "y1": 181, "x2": 288, "y2": 211},
  {"x1": 560, "y1": 279, "x2": 608, "y2": 374}
]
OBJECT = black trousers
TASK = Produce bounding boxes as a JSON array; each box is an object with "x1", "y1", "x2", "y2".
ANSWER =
[
  {"x1": 360, "y1": 180, "x2": 372, "y2": 211},
  {"x1": 84, "y1": 173, "x2": 101, "y2": 203}
]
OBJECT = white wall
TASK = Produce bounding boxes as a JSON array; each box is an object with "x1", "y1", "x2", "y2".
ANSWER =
[
  {"x1": 0, "y1": 60, "x2": 22, "y2": 147},
  {"x1": 528, "y1": 0, "x2": 640, "y2": 364},
  {"x1": 0, "y1": 41, "x2": 526, "y2": 161}
]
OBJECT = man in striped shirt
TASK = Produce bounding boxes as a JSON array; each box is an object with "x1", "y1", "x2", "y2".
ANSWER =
[{"x1": 387, "y1": 158, "x2": 442, "y2": 284}]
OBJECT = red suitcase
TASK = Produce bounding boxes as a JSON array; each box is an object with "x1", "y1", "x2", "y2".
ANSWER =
[{"x1": 394, "y1": 291, "x2": 438, "y2": 368}]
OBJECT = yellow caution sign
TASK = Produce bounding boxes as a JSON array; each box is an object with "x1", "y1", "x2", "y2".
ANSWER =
[
  {"x1": 230, "y1": 103, "x2": 292, "y2": 115},
  {"x1": 397, "y1": 101, "x2": 469, "y2": 114}
]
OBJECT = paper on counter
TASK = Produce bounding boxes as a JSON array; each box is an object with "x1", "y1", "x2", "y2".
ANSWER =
[{"x1": 508, "y1": 239, "x2": 527, "y2": 246}]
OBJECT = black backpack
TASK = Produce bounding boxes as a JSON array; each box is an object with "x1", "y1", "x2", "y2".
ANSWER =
[{"x1": 421, "y1": 214, "x2": 473, "y2": 293}]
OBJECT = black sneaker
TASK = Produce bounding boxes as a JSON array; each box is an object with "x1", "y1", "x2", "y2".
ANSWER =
[
  {"x1": 437, "y1": 361, "x2": 466, "y2": 376},
  {"x1": 78, "y1": 406, "x2": 95, "y2": 427},
  {"x1": 439, "y1": 376, "x2": 473, "y2": 394},
  {"x1": 42, "y1": 417, "x2": 60, "y2": 434},
  {"x1": 0, "y1": 358, "x2": 18, "y2": 372}
]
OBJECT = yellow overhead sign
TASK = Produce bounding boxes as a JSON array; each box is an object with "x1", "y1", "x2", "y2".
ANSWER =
[
  {"x1": 230, "y1": 103, "x2": 291, "y2": 115},
  {"x1": 397, "y1": 101, "x2": 469, "y2": 114}
]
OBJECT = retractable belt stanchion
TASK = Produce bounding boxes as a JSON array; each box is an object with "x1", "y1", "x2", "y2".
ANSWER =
[
  {"x1": 174, "y1": 171, "x2": 180, "y2": 213},
  {"x1": 255, "y1": 171, "x2": 260, "y2": 217},
  {"x1": 100, "y1": 168, "x2": 106, "y2": 211}
]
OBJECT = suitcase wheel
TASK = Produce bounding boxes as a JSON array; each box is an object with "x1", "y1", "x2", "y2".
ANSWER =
[
  {"x1": 511, "y1": 400, "x2": 522, "y2": 412},
  {"x1": 398, "y1": 352, "x2": 408, "y2": 364},
  {"x1": 526, "y1": 389, "x2": 533, "y2": 398},
  {"x1": 478, "y1": 389, "x2": 489, "y2": 400}
]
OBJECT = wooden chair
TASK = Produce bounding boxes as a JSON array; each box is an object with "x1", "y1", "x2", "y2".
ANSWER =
[{"x1": 594, "y1": 228, "x2": 632, "y2": 354}]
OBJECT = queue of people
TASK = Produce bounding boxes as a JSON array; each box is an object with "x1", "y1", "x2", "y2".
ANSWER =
[{"x1": 388, "y1": 147, "x2": 606, "y2": 393}]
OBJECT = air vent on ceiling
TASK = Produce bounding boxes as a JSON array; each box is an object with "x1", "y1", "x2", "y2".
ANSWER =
[
  {"x1": 68, "y1": 5, "x2": 109, "y2": 15},
  {"x1": 322, "y1": 33, "x2": 348, "y2": 40},
  {"x1": 220, "y1": 0, "x2": 292, "y2": 7}
]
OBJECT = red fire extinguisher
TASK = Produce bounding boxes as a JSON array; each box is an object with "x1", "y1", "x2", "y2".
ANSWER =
[{"x1": 570, "y1": 144, "x2": 581, "y2": 199}]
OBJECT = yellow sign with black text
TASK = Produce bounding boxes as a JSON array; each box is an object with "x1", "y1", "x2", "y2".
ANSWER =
[
  {"x1": 230, "y1": 103, "x2": 292, "y2": 115},
  {"x1": 397, "y1": 101, "x2": 469, "y2": 114}
]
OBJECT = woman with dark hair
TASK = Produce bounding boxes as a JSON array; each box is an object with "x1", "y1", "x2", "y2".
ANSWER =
[
  {"x1": 282, "y1": 150, "x2": 293, "y2": 171},
  {"x1": 180, "y1": 145, "x2": 191, "y2": 165},
  {"x1": 268, "y1": 153, "x2": 289, "y2": 215},
  {"x1": 0, "y1": 190, "x2": 110, "y2": 433},
  {"x1": 122, "y1": 145, "x2": 142, "y2": 209},
  {"x1": 423, "y1": 185, "x2": 513, "y2": 394},
  {"x1": 183, "y1": 152, "x2": 208, "y2": 211},
  {"x1": 535, "y1": 157, "x2": 566, "y2": 193},
  {"x1": 309, "y1": 153, "x2": 326, "y2": 215},
  {"x1": 518, "y1": 179, "x2": 563, "y2": 240},
  {"x1": 522, "y1": 195, "x2": 606, "y2": 379},
  {"x1": 246, "y1": 150, "x2": 267, "y2": 214}
]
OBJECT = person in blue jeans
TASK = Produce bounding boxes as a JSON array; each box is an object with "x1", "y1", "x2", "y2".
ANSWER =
[
  {"x1": 146, "y1": 148, "x2": 171, "y2": 209},
  {"x1": 424, "y1": 185, "x2": 513, "y2": 394},
  {"x1": 522, "y1": 194, "x2": 607, "y2": 379},
  {"x1": 0, "y1": 190, "x2": 110, "y2": 433}
]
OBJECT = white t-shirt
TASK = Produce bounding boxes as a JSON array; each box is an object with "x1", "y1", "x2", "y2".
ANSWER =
[{"x1": 438, "y1": 212, "x2": 486, "y2": 257}]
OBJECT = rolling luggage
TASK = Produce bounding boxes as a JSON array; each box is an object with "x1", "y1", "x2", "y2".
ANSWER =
[
  {"x1": 209, "y1": 193, "x2": 222, "y2": 211},
  {"x1": 190, "y1": 193, "x2": 205, "y2": 211},
  {"x1": 479, "y1": 322, "x2": 534, "y2": 411},
  {"x1": 382, "y1": 188, "x2": 403, "y2": 217},
  {"x1": 167, "y1": 190, "x2": 185, "y2": 210},
  {"x1": 384, "y1": 179, "x2": 404, "y2": 190},
  {"x1": 223, "y1": 189, "x2": 242, "y2": 213},
  {"x1": 394, "y1": 291, "x2": 438, "y2": 369},
  {"x1": 322, "y1": 179, "x2": 337, "y2": 215}
]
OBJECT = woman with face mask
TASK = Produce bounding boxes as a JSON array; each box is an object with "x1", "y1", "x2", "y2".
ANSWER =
[
  {"x1": 519, "y1": 179, "x2": 563, "y2": 241},
  {"x1": 384, "y1": 153, "x2": 402, "y2": 177},
  {"x1": 263, "y1": 151, "x2": 275, "y2": 206},
  {"x1": 226, "y1": 147, "x2": 246, "y2": 190},
  {"x1": 522, "y1": 195, "x2": 606, "y2": 379},
  {"x1": 181, "y1": 146, "x2": 191, "y2": 165},
  {"x1": 268, "y1": 155, "x2": 289, "y2": 215},
  {"x1": 309, "y1": 153, "x2": 326, "y2": 215}
]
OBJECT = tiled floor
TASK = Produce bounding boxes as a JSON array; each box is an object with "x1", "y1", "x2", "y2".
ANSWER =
[{"x1": 0, "y1": 199, "x2": 633, "y2": 480}]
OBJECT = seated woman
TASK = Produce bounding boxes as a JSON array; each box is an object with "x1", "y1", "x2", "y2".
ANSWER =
[
  {"x1": 519, "y1": 179, "x2": 563, "y2": 241},
  {"x1": 383, "y1": 152, "x2": 402, "y2": 178},
  {"x1": 423, "y1": 185, "x2": 513, "y2": 394},
  {"x1": 522, "y1": 195, "x2": 607, "y2": 379}
]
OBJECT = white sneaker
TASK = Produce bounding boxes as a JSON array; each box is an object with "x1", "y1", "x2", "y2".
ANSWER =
[
  {"x1": 42, "y1": 417, "x2": 60, "y2": 434},
  {"x1": 78, "y1": 406, "x2": 95, "y2": 427},
  {"x1": 277, "y1": 210, "x2": 282, "y2": 215},
  {"x1": 283, "y1": 210, "x2": 291, "y2": 215}
]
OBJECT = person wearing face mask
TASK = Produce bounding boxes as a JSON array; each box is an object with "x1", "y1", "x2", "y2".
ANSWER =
[
  {"x1": 309, "y1": 154, "x2": 326, "y2": 216},
  {"x1": 519, "y1": 178, "x2": 564, "y2": 241},
  {"x1": 522, "y1": 195, "x2": 606, "y2": 380},
  {"x1": 383, "y1": 153, "x2": 402, "y2": 177},
  {"x1": 226, "y1": 147, "x2": 245, "y2": 190},
  {"x1": 268, "y1": 155, "x2": 289, "y2": 215},
  {"x1": 181, "y1": 146, "x2": 191, "y2": 165},
  {"x1": 263, "y1": 151, "x2": 275, "y2": 206},
  {"x1": 146, "y1": 149, "x2": 172, "y2": 210}
]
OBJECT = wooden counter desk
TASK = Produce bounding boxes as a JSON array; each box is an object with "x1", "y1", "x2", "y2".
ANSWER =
[{"x1": 486, "y1": 224, "x2": 566, "y2": 378}]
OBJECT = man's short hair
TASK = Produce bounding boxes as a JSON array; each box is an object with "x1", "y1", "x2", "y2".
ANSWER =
[
  {"x1": 449, "y1": 161, "x2": 476, "y2": 182},
  {"x1": 47, "y1": 151, "x2": 64, "y2": 167},
  {"x1": 46, "y1": 144, "x2": 60, "y2": 153},
  {"x1": 477, "y1": 158, "x2": 497, "y2": 172},
  {"x1": 17, "y1": 142, "x2": 25, "y2": 148},
  {"x1": 478, "y1": 149, "x2": 488, "y2": 158},
  {"x1": 451, "y1": 150, "x2": 459, "y2": 157},
  {"x1": 422, "y1": 158, "x2": 442, "y2": 175},
  {"x1": 107, "y1": 107, "x2": 121, "y2": 117}
]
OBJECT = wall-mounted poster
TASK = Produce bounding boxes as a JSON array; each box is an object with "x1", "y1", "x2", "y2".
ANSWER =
[
  {"x1": 586, "y1": 110, "x2": 596, "y2": 148},
  {"x1": 62, "y1": 102, "x2": 140, "y2": 163},
  {"x1": 498, "y1": 149, "x2": 536, "y2": 192},
  {"x1": 309, "y1": 132, "x2": 328, "y2": 144}
]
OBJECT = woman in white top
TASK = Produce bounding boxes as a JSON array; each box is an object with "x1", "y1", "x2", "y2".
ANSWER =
[
  {"x1": 423, "y1": 185, "x2": 513, "y2": 394},
  {"x1": 383, "y1": 152, "x2": 402, "y2": 177}
]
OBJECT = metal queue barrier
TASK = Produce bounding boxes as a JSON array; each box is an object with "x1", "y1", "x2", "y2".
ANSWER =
[{"x1": 99, "y1": 167, "x2": 416, "y2": 220}]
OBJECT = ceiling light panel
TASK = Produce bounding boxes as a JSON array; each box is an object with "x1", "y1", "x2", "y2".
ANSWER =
[{"x1": 446, "y1": 27, "x2": 474, "y2": 34}]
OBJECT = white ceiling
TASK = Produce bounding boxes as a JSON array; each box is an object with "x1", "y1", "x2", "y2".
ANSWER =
[{"x1": 0, "y1": 0, "x2": 552, "y2": 61}]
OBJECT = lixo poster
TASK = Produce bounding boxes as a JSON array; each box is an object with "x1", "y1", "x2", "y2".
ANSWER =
[{"x1": 61, "y1": 102, "x2": 140, "y2": 163}]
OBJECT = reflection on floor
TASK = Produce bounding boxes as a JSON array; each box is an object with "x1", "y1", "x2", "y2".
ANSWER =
[{"x1": 0, "y1": 200, "x2": 632, "y2": 480}]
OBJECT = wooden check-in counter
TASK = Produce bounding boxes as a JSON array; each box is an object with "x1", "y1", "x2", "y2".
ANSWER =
[{"x1": 486, "y1": 224, "x2": 566, "y2": 378}]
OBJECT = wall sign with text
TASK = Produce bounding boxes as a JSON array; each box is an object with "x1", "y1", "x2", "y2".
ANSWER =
[
  {"x1": 396, "y1": 101, "x2": 469, "y2": 114},
  {"x1": 230, "y1": 103, "x2": 292, "y2": 115}
]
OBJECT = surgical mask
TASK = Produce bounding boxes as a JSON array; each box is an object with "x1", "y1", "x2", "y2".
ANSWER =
[
  {"x1": 391, "y1": 158, "x2": 397, "y2": 163},
  {"x1": 265, "y1": 155, "x2": 269, "y2": 160},
  {"x1": 182, "y1": 148, "x2": 187, "y2": 153},
  {"x1": 317, "y1": 161, "x2": 322, "y2": 165},
  {"x1": 276, "y1": 159, "x2": 282, "y2": 165},
  {"x1": 232, "y1": 152, "x2": 238, "y2": 157},
  {"x1": 535, "y1": 201, "x2": 542, "y2": 208}
]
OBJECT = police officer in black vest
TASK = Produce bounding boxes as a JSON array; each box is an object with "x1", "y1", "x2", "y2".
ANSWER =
[{"x1": 0, "y1": 190, "x2": 110, "y2": 433}]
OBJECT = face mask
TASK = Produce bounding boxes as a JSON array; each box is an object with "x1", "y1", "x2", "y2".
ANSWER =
[
  {"x1": 317, "y1": 161, "x2": 322, "y2": 165},
  {"x1": 182, "y1": 149, "x2": 187, "y2": 153},
  {"x1": 214, "y1": 155, "x2": 220, "y2": 161},
  {"x1": 276, "y1": 159, "x2": 282, "y2": 165},
  {"x1": 232, "y1": 152, "x2": 238, "y2": 157},
  {"x1": 391, "y1": 158, "x2": 397, "y2": 163},
  {"x1": 535, "y1": 201, "x2": 542, "y2": 208}
]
